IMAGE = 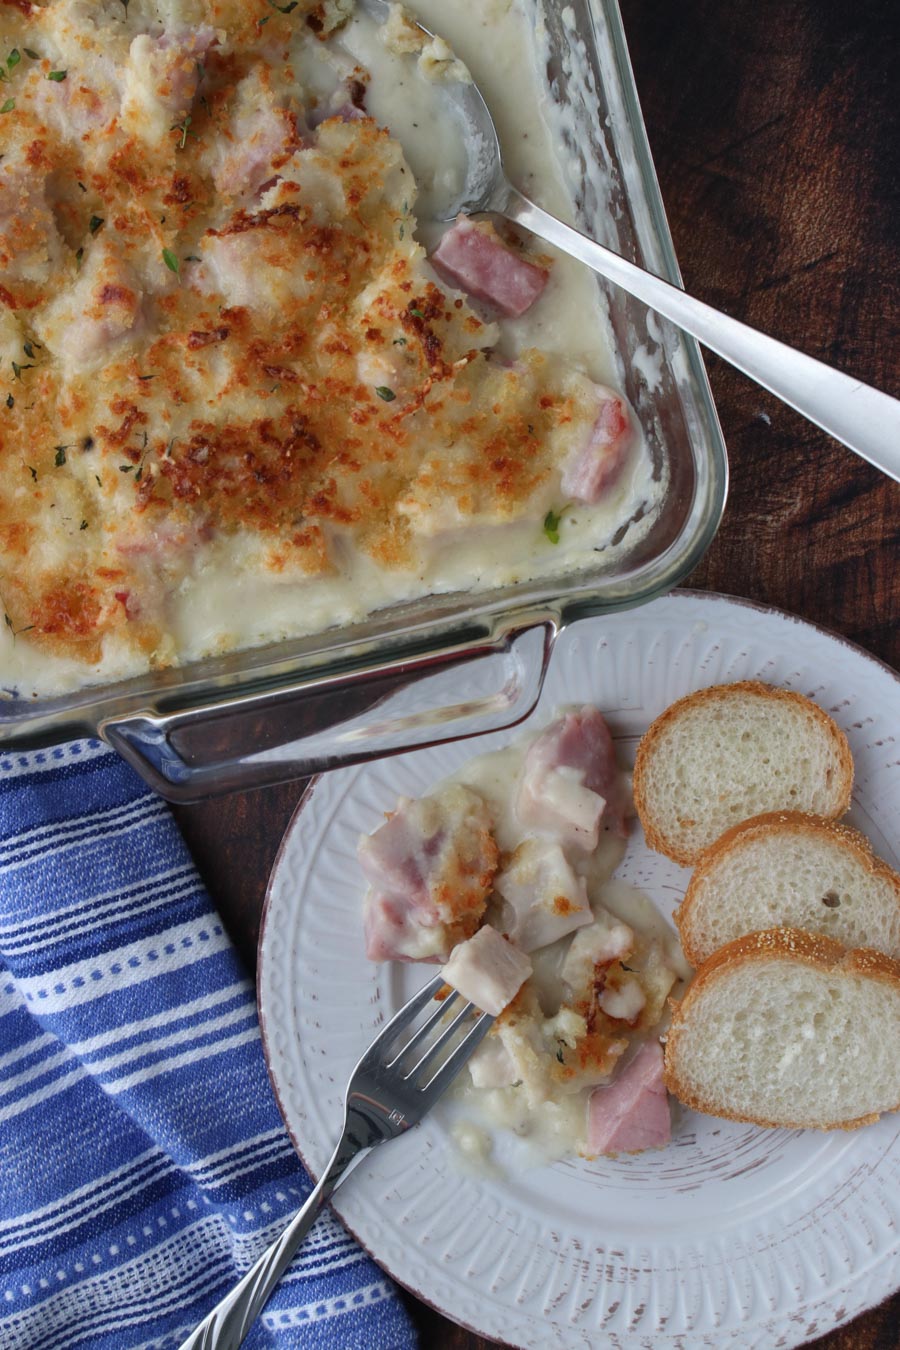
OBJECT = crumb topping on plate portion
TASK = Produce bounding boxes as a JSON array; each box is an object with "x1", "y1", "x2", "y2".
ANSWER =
[{"x1": 0, "y1": 0, "x2": 654, "y2": 693}]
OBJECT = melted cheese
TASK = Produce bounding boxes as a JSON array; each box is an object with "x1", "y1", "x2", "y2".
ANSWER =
[{"x1": 0, "y1": 0, "x2": 662, "y2": 696}]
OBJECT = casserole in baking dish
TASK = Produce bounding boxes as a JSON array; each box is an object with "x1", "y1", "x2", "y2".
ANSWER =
[{"x1": 0, "y1": 0, "x2": 726, "y2": 798}]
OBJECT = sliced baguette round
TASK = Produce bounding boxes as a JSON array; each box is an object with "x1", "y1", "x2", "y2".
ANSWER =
[
  {"x1": 664, "y1": 928, "x2": 900, "y2": 1130},
  {"x1": 676, "y1": 812, "x2": 900, "y2": 965},
  {"x1": 633, "y1": 682, "x2": 853, "y2": 865}
]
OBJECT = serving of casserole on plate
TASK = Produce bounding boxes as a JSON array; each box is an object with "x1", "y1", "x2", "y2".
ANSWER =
[{"x1": 0, "y1": 0, "x2": 725, "y2": 794}]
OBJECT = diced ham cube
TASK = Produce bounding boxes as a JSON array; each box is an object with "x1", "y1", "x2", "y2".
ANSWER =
[
  {"x1": 516, "y1": 706, "x2": 627, "y2": 850},
  {"x1": 35, "y1": 242, "x2": 145, "y2": 373},
  {"x1": 431, "y1": 217, "x2": 548, "y2": 318},
  {"x1": 0, "y1": 161, "x2": 63, "y2": 285},
  {"x1": 560, "y1": 910, "x2": 635, "y2": 997},
  {"x1": 359, "y1": 784, "x2": 498, "y2": 963},
  {"x1": 561, "y1": 387, "x2": 633, "y2": 503},
  {"x1": 586, "y1": 1041, "x2": 670, "y2": 1155},
  {"x1": 147, "y1": 26, "x2": 218, "y2": 115},
  {"x1": 440, "y1": 925, "x2": 532, "y2": 1017},
  {"x1": 212, "y1": 68, "x2": 305, "y2": 199},
  {"x1": 493, "y1": 839, "x2": 593, "y2": 952}
]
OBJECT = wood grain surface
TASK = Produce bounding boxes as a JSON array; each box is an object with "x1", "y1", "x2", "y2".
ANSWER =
[{"x1": 172, "y1": 0, "x2": 899, "y2": 1345}]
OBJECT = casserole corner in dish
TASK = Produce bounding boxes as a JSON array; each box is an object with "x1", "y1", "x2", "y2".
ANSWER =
[{"x1": 0, "y1": 0, "x2": 726, "y2": 799}]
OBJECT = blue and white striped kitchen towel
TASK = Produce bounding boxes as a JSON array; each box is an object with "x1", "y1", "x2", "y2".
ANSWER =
[{"x1": 0, "y1": 739, "x2": 416, "y2": 1350}]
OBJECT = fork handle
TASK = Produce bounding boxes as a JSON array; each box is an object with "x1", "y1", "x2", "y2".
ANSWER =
[
  {"x1": 503, "y1": 186, "x2": 900, "y2": 484},
  {"x1": 177, "y1": 1135, "x2": 367, "y2": 1350}
]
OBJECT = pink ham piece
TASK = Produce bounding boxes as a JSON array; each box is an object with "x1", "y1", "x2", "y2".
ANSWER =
[
  {"x1": 587, "y1": 1041, "x2": 670, "y2": 1155},
  {"x1": 153, "y1": 26, "x2": 218, "y2": 115},
  {"x1": 359, "y1": 784, "x2": 498, "y2": 963},
  {"x1": 561, "y1": 387, "x2": 633, "y2": 503},
  {"x1": 431, "y1": 217, "x2": 549, "y2": 318},
  {"x1": 516, "y1": 706, "x2": 627, "y2": 851},
  {"x1": 440, "y1": 925, "x2": 532, "y2": 1017}
]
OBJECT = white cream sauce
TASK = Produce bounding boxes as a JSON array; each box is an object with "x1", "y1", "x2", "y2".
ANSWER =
[{"x1": 6, "y1": 0, "x2": 664, "y2": 699}]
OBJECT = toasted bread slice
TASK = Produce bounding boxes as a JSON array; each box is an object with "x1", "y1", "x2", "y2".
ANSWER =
[
  {"x1": 663, "y1": 928, "x2": 900, "y2": 1130},
  {"x1": 676, "y1": 813, "x2": 900, "y2": 966},
  {"x1": 633, "y1": 682, "x2": 853, "y2": 865}
]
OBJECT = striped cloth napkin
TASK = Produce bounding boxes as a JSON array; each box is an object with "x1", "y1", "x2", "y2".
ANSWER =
[{"x1": 0, "y1": 739, "x2": 416, "y2": 1350}]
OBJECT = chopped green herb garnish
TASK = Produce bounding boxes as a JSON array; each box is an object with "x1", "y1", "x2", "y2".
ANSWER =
[
  {"x1": 408, "y1": 307, "x2": 424, "y2": 319},
  {"x1": 88, "y1": 215, "x2": 104, "y2": 234},
  {"x1": 22, "y1": 341, "x2": 35, "y2": 359},
  {"x1": 620, "y1": 963, "x2": 636, "y2": 973},
  {"x1": 162, "y1": 247, "x2": 179, "y2": 275},
  {"x1": 0, "y1": 99, "x2": 14, "y2": 114},
  {"x1": 54, "y1": 445, "x2": 68, "y2": 466},
  {"x1": 5, "y1": 394, "x2": 13, "y2": 409},
  {"x1": 11, "y1": 361, "x2": 34, "y2": 380},
  {"x1": 398, "y1": 223, "x2": 404, "y2": 240},
  {"x1": 75, "y1": 247, "x2": 84, "y2": 268},
  {"x1": 47, "y1": 70, "x2": 67, "y2": 82},
  {"x1": 137, "y1": 373, "x2": 155, "y2": 381},
  {"x1": 543, "y1": 508, "x2": 563, "y2": 544},
  {"x1": 171, "y1": 113, "x2": 193, "y2": 148},
  {"x1": 392, "y1": 337, "x2": 407, "y2": 346},
  {"x1": 23, "y1": 49, "x2": 41, "y2": 61},
  {"x1": 268, "y1": 0, "x2": 299, "y2": 12},
  {"x1": 80, "y1": 519, "x2": 88, "y2": 530},
  {"x1": 184, "y1": 254, "x2": 201, "y2": 262},
  {"x1": 119, "y1": 463, "x2": 134, "y2": 473},
  {"x1": 77, "y1": 180, "x2": 87, "y2": 192},
  {"x1": 374, "y1": 386, "x2": 396, "y2": 403},
  {"x1": 94, "y1": 474, "x2": 102, "y2": 487},
  {"x1": 556, "y1": 1046, "x2": 565, "y2": 1064},
  {"x1": 26, "y1": 465, "x2": 36, "y2": 481},
  {"x1": 7, "y1": 50, "x2": 20, "y2": 71}
]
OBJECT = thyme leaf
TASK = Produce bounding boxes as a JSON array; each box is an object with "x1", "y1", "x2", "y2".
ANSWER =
[
  {"x1": 374, "y1": 386, "x2": 396, "y2": 402},
  {"x1": 543, "y1": 508, "x2": 562, "y2": 544},
  {"x1": 162, "y1": 247, "x2": 180, "y2": 275},
  {"x1": 47, "y1": 69, "x2": 67, "y2": 82}
]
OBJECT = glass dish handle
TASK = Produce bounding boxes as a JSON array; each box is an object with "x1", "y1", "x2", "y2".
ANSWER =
[{"x1": 99, "y1": 618, "x2": 557, "y2": 802}]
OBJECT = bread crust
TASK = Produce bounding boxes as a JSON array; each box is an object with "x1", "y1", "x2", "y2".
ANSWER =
[
  {"x1": 663, "y1": 927, "x2": 900, "y2": 1129},
  {"x1": 633, "y1": 682, "x2": 854, "y2": 866},
  {"x1": 675, "y1": 811, "x2": 900, "y2": 965}
]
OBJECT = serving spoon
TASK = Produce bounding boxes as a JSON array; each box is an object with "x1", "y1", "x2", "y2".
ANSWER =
[{"x1": 359, "y1": 0, "x2": 900, "y2": 483}]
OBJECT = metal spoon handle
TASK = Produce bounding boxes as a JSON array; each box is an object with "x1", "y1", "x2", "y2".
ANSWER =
[
  {"x1": 504, "y1": 186, "x2": 900, "y2": 483},
  {"x1": 177, "y1": 1136, "x2": 367, "y2": 1350}
]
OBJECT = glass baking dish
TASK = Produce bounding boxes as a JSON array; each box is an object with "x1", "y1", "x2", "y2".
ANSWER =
[{"x1": 1, "y1": 0, "x2": 727, "y2": 801}]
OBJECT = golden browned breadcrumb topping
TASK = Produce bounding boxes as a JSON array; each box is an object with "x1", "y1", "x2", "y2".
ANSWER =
[{"x1": 0, "y1": 0, "x2": 603, "y2": 672}]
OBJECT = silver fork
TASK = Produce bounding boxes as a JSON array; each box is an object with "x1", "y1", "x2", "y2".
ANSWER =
[{"x1": 177, "y1": 975, "x2": 492, "y2": 1350}]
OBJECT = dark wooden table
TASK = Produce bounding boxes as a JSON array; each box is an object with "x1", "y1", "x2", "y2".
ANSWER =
[{"x1": 173, "y1": 0, "x2": 899, "y2": 1344}]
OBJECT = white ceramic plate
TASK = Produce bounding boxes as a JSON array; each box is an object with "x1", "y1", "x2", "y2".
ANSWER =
[{"x1": 258, "y1": 591, "x2": 900, "y2": 1349}]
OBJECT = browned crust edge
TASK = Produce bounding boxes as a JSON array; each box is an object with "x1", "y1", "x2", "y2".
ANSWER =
[
  {"x1": 632, "y1": 681, "x2": 855, "y2": 866},
  {"x1": 675, "y1": 811, "x2": 900, "y2": 965},
  {"x1": 663, "y1": 927, "x2": 900, "y2": 1129}
]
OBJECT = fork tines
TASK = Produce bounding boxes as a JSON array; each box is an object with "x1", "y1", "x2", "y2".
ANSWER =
[{"x1": 379, "y1": 975, "x2": 492, "y2": 1090}]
